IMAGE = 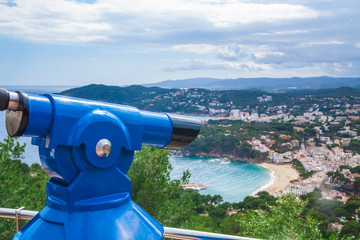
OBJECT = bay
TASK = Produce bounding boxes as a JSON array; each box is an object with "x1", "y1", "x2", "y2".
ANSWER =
[{"x1": 169, "y1": 156, "x2": 270, "y2": 203}]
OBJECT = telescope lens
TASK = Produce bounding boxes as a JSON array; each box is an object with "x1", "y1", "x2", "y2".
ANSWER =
[
  {"x1": 6, "y1": 110, "x2": 25, "y2": 136},
  {"x1": 165, "y1": 114, "x2": 201, "y2": 149}
]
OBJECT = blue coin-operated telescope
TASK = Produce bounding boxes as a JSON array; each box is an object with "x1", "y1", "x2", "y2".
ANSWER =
[{"x1": 0, "y1": 88, "x2": 201, "y2": 240}]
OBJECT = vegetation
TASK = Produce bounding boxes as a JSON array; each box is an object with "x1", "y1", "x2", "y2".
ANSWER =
[
  {"x1": 183, "y1": 120, "x2": 315, "y2": 161},
  {"x1": 292, "y1": 159, "x2": 316, "y2": 179},
  {"x1": 344, "y1": 140, "x2": 360, "y2": 154},
  {"x1": 127, "y1": 147, "x2": 195, "y2": 226},
  {"x1": 0, "y1": 137, "x2": 49, "y2": 239},
  {"x1": 238, "y1": 194, "x2": 322, "y2": 240},
  {"x1": 60, "y1": 85, "x2": 360, "y2": 116},
  {"x1": 1, "y1": 137, "x2": 360, "y2": 239},
  {"x1": 326, "y1": 171, "x2": 351, "y2": 184},
  {"x1": 300, "y1": 190, "x2": 360, "y2": 239}
]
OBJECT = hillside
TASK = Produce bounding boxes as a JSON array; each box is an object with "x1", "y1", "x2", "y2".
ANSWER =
[
  {"x1": 60, "y1": 84, "x2": 172, "y2": 106},
  {"x1": 298, "y1": 87, "x2": 360, "y2": 97},
  {"x1": 143, "y1": 76, "x2": 360, "y2": 91},
  {"x1": 60, "y1": 84, "x2": 288, "y2": 114},
  {"x1": 60, "y1": 85, "x2": 360, "y2": 115}
]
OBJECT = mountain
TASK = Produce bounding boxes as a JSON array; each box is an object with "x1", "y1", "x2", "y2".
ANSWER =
[
  {"x1": 60, "y1": 84, "x2": 172, "y2": 105},
  {"x1": 143, "y1": 76, "x2": 360, "y2": 91},
  {"x1": 60, "y1": 84, "x2": 360, "y2": 116},
  {"x1": 292, "y1": 87, "x2": 360, "y2": 97}
]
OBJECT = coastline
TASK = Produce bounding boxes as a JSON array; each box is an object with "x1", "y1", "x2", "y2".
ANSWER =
[
  {"x1": 172, "y1": 152, "x2": 300, "y2": 197},
  {"x1": 177, "y1": 151, "x2": 265, "y2": 163},
  {"x1": 254, "y1": 162, "x2": 299, "y2": 195},
  {"x1": 252, "y1": 165, "x2": 275, "y2": 196}
]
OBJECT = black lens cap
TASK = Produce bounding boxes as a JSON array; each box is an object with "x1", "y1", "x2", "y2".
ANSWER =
[{"x1": 0, "y1": 88, "x2": 9, "y2": 111}]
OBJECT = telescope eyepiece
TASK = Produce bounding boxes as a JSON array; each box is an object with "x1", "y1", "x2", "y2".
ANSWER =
[
  {"x1": 0, "y1": 88, "x2": 25, "y2": 111},
  {"x1": 0, "y1": 88, "x2": 9, "y2": 111},
  {"x1": 0, "y1": 89, "x2": 30, "y2": 137}
]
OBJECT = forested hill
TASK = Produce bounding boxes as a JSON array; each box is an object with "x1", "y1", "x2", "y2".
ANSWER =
[
  {"x1": 60, "y1": 84, "x2": 279, "y2": 113},
  {"x1": 60, "y1": 84, "x2": 171, "y2": 106},
  {"x1": 60, "y1": 84, "x2": 360, "y2": 114},
  {"x1": 296, "y1": 87, "x2": 360, "y2": 98},
  {"x1": 143, "y1": 76, "x2": 360, "y2": 91}
]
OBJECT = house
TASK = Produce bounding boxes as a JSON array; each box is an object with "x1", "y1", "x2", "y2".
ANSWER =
[
  {"x1": 341, "y1": 138, "x2": 351, "y2": 146},
  {"x1": 332, "y1": 147, "x2": 345, "y2": 157},
  {"x1": 320, "y1": 136, "x2": 331, "y2": 142},
  {"x1": 338, "y1": 130, "x2": 357, "y2": 137},
  {"x1": 314, "y1": 126, "x2": 322, "y2": 134},
  {"x1": 328, "y1": 223, "x2": 343, "y2": 231},
  {"x1": 349, "y1": 116, "x2": 360, "y2": 120},
  {"x1": 291, "y1": 140, "x2": 300, "y2": 147},
  {"x1": 279, "y1": 134, "x2": 291, "y2": 140},
  {"x1": 335, "y1": 116, "x2": 347, "y2": 121}
]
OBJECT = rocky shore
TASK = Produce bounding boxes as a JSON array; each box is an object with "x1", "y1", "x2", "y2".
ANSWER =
[{"x1": 171, "y1": 150, "x2": 266, "y2": 163}]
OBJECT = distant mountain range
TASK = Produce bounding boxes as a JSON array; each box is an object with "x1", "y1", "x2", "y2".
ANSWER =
[{"x1": 143, "y1": 76, "x2": 360, "y2": 91}]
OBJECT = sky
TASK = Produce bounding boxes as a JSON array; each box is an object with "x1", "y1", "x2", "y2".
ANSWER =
[{"x1": 0, "y1": 0, "x2": 359, "y2": 86}]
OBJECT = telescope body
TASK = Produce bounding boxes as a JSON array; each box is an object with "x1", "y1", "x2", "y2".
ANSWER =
[{"x1": 0, "y1": 89, "x2": 201, "y2": 240}]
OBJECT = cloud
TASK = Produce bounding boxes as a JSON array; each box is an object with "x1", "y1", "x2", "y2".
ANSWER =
[
  {"x1": 1, "y1": 0, "x2": 359, "y2": 79},
  {"x1": 164, "y1": 40, "x2": 360, "y2": 77},
  {"x1": 0, "y1": 0, "x2": 322, "y2": 43},
  {"x1": 201, "y1": 3, "x2": 319, "y2": 27},
  {"x1": 217, "y1": 44, "x2": 248, "y2": 61},
  {"x1": 257, "y1": 42, "x2": 360, "y2": 66},
  {"x1": 171, "y1": 44, "x2": 218, "y2": 54},
  {"x1": 298, "y1": 41, "x2": 344, "y2": 47},
  {"x1": 163, "y1": 58, "x2": 271, "y2": 72},
  {"x1": 0, "y1": 0, "x2": 113, "y2": 42},
  {"x1": 170, "y1": 43, "x2": 283, "y2": 62},
  {"x1": 0, "y1": 0, "x2": 17, "y2": 7}
]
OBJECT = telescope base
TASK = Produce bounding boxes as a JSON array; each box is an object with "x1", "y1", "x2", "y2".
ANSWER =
[{"x1": 13, "y1": 199, "x2": 164, "y2": 240}]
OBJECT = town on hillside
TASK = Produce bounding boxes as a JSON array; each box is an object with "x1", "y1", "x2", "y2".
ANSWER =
[
  {"x1": 177, "y1": 90, "x2": 360, "y2": 203},
  {"x1": 64, "y1": 86, "x2": 360, "y2": 203}
]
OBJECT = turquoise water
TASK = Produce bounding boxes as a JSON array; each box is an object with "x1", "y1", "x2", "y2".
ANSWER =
[
  {"x1": 169, "y1": 156, "x2": 270, "y2": 203},
  {"x1": 0, "y1": 111, "x2": 270, "y2": 203}
]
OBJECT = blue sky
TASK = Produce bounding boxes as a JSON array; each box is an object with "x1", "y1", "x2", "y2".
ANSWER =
[{"x1": 0, "y1": 0, "x2": 359, "y2": 86}]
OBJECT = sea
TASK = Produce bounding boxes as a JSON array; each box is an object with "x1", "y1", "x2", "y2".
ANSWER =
[
  {"x1": 169, "y1": 156, "x2": 271, "y2": 203},
  {"x1": 0, "y1": 86, "x2": 271, "y2": 203}
]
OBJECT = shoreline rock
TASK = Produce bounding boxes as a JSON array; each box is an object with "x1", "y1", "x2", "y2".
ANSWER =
[{"x1": 190, "y1": 152, "x2": 267, "y2": 163}]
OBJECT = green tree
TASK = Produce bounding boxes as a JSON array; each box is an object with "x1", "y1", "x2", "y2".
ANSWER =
[
  {"x1": 0, "y1": 136, "x2": 48, "y2": 240},
  {"x1": 237, "y1": 193, "x2": 322, "y2": 240},
  {"x1": 127, "y1": 147, "x2": 195, "y2": 227},
  {"x1": 353, "y1": 177, "x2": 360, "y2": 193},
  {"x1": 340, "y1": 221, "x2": 360, "y2": 239}
]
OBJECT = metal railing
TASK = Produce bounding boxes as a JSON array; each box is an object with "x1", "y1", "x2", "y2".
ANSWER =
[{"x1": 0, "y1": 207, "x2": 257, "y2": 240}]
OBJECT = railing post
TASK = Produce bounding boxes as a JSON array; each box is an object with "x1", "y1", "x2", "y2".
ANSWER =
[{"x1": 15, "y1": 207, "x2": 25, "y2": 232}]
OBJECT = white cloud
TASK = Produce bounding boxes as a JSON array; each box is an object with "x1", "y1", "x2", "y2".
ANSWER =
[
  {"x1": 170, "y1": 43, "x2": 285, "y2": 62},
  {"x1": 163, "y1": 58, "x2": 272, "y2": 72},
  {"x1": 299, "y1": 41, "x2": 344, "y2": 47},
  {"x1": 200, "y1": 3, "x2": 319, "y2": 27},
  {"x1": 0, "y1": 0, "x2": 322, "y2": 43},
  {"x1": 1, "y1": 0, "x2": 358, "y2": 80},
  {"x1": 171, "y1": 44, "x2": 218, "y2": 54},
  {"x1": 254, "y1": 30, "x2": 311, "y2": 36},
  {"x1": 0, "y1": 0, "x2": 113, "y2": 42}
]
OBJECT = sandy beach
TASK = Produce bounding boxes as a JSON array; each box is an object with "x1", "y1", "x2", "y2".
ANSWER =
[{"x1": 257, "y1": 163, "x2": 299, "y2": 195}]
